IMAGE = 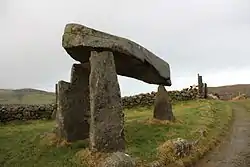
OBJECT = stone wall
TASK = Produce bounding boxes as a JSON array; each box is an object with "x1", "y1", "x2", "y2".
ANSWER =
[
  {"x1": 0, "y1": 86, "x2": 199, "y2": 123},
  {"x1": 0, "y1": 104, "x2": 56, "y2": 122}
]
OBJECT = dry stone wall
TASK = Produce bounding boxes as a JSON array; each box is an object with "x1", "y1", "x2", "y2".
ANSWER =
[
  {"x1": 0, "y1": 86, "x2": 199, "y2": 123},
  {"x1": 0, "y1": 104, "x2": 56, "y2": 122}
]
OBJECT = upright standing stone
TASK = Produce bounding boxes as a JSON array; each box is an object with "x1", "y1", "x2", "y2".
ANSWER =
[
  {"x1": 55, "y1": 80, "x2": 70, "y2": 139},
  {"x1": 198, "y1": 74, "x2": 203, "y2": 97},
  {"x1": 55, "y1": 83, "x2": 58, "y2": 105},
  {"x1": 204, "y1": 83, "x2": 208, "y2": 99},
  {"x1": 55, "y1": 64, "x2": 90, "y2": 142},
  {"x1": 69, "y1": 64, "x2": 90, "y2": 140},
  {"x1": 89, "y1": 51, "x2": 125, "y2": 152},
  {"x1": 153, "y1": 85, "x2": 175, "y2": 121}
]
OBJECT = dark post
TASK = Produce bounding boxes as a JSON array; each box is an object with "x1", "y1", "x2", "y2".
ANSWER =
[
  {"x1": 55, "y1": 83, "x2": 58, "y2": 108},
  {"x1": 204, "y1": 83, "x2": 208, "y2": 99},
  {"x1": 198, "y1": 74, "x2": 203, "y2": 97}
]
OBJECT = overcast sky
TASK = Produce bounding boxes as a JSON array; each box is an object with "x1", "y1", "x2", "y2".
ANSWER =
[{"x1": 1, "y1": 0, "x2": 250, "y2": 96}]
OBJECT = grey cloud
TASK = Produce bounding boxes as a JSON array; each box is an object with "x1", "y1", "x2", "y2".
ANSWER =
[{"x1": 0, "y1": 0, "x2": 250, "y2": 94}]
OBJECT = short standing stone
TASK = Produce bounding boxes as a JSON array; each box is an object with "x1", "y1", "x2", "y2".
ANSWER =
[
  {"x1": 153, "y1": 85, "x2": 174, "y2": 121},
  {"x1": 55, "y1": 63, "x2": 90, "y2": 142},
  {"x1": 204, "y1": 83, "x2": 208, "y2": 99},
  {"x1": 89, "y1": 51, "x2": 125, "y2": 152},
  {"x1": 197, "y1": 74, "x2": 203, "y2": 97}
]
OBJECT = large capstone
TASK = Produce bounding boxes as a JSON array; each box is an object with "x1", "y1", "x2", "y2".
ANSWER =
[
  {"x1": 62, "y1": 23, "x2": 171, "y2": 86},
  {"x1": 89, "y1": 51, "x2": 125, "y2": 152},
  {"x1": 55, "y1": 64, "x2": 90, "y2": 142},
  {"x1": 153, "y1": 85, "x2": 175, "y2": 121}
]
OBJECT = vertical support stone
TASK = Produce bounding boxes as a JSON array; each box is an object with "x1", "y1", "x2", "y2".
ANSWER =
[
  {"x1": 51, "y1": 83, "x2": 58, "y2": 119},
  {"x1": 55, "y1": 64, "x2": 90, "y2": 142},
  {"x1": 69, "y1": 63, "x2": 90, "y2": 141},
  {"x1": 89, "y1": 51, "x2": 125, "y2": 153},
  {"x1": 153, "y1": 85, "x2": 175, "y2": 121},
  {"x1": 204, "y1": 83, "x2": 208, "y2": 99},
  {"x1": 198, "y1": 74, "x2": 203, "y2": 97},
  {"x1": 55, "y1": 80, "x2": 70, "y2": 139},
  {"x1": 55, "y1": 83, "x2": 58, "y2": 105}
]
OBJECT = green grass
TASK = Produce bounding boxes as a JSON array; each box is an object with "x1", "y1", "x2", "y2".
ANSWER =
[
  {"x1": 231, "y1": 99, "x2": 250, "y2": 111},
  {"x1": 0, "y1": 100, "x2": 233, "y2": 166}
]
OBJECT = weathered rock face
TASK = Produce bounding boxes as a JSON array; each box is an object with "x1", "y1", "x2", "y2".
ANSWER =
[
  {"x1": 153, "y1": 85, "x2": 174, "y2": 121},
  {"x1": 204, "y1": 83, "x2": 208, "y2": 99},
  {"x1": 198, "y1": 74, "x2": 203, "y2": 97},
  {"x1": 62, "y1": 23, "x2": 171, "y2": 86},
  {"x1": 98, "y1": 152, "x2": 136, "y2": 167},
  {"x1": 157, "y1": 138, "x2": 193, "y2": 164},
  {"x1": 55, "y1": 80, "x2": 70, "y2": 140},
  {"x1": 55, "y1": 64, "x2": 90, "y2": 142},
  {"x1": 51, "y1": 84, "x2": 58, "y2": 119},
  {"x1": 89, "y1": 51, "x2": 125, "y2": 152}
]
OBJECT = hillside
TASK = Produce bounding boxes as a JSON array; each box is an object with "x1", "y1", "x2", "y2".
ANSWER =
[
  {"x1": 208, "y1": 84, "x2": 250, "y2": 100},
  {"x1": 0, "y1": 84, "x2": 249, "y2": 104},
  {"x1": 0, "y1": 88, "x2": 55, "y2": 104}
]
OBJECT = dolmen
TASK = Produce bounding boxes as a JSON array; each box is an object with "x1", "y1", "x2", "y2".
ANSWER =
[{"x1": 55, "y1": 23, "x2": 172, "y2": 153}]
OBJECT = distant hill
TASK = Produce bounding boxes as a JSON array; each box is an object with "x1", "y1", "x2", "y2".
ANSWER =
[
  {"x1": 208, "y1": 84, "x2": 250, "y2": 100},
  {"x1": 0, "y1": 84, "x2": 249, "y2": 104},
  {"x1": 0, "y1": 88, "x2": 55, "y2": 104}
]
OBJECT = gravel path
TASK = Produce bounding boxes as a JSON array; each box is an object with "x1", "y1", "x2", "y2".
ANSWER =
[{"x1": 194, "y1": 103, "x2": 250, "y2": 167}]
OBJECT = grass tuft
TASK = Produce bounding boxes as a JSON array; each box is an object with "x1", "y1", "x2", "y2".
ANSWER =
[
  {"x1": 39, "y1": 132, "x2": 72, "y2": 147},
  {"x1": 74, "y1": 149, "x2": 109, "y2": 167}
]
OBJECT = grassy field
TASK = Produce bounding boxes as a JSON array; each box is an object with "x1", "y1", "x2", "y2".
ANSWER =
[
  {"x1": 0, "y1": 100, "x2": 233, "y2": 166},
  {"x1": 232, "y1": 99, "x2": 250, "y2": 111}
]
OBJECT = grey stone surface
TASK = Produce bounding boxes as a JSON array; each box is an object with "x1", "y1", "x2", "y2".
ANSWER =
[
  {"x1": 55, "y1": 64, "x2": 90, "y2": 142},
  {"x1": 89, "y1": 51, "x2": 125, "y2": 152},
  {"x1": 98, "y1": 152, "x2": 136, "y2": 167},
  {"x1": 204, "y1": 83, "x2": 208, "y2": 99},
  {"x1": 62, "y1": 23, "x2": 171, "y2": 86},
  {"x1": 51, "y1": 83, "x2": 58, "y2": 119},
  {"x1": 198, "y1": 74, "x2": 203, "y2": 96},
  {"x1": 55, "y1": 80, "x2": 70, "y2": 140},
  {"x1": 153, "y1": 85, "x2": 174, "y2": 121}
]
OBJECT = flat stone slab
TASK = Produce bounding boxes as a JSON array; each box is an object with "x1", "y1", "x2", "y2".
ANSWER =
[{"x1": 62, "y1": 23, "x2": 171, "y2": 86}]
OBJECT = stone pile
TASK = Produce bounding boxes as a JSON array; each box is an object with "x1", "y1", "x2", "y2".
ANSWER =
[
  {"x1": 157, "y1": 138, "x2": 193, "y2": 161},
  {"x1": 171, "y1": 138, "x2": 193, "y2": 158}
]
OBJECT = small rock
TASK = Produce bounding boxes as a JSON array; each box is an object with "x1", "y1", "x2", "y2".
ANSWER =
[{"x1": 98, "y1": 152, "x2": 136, "y2": 167}]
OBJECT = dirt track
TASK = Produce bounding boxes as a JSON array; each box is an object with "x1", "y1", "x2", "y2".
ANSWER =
[{"x1": 194, "y1": 103, "x2": 250, "y2": 167}]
